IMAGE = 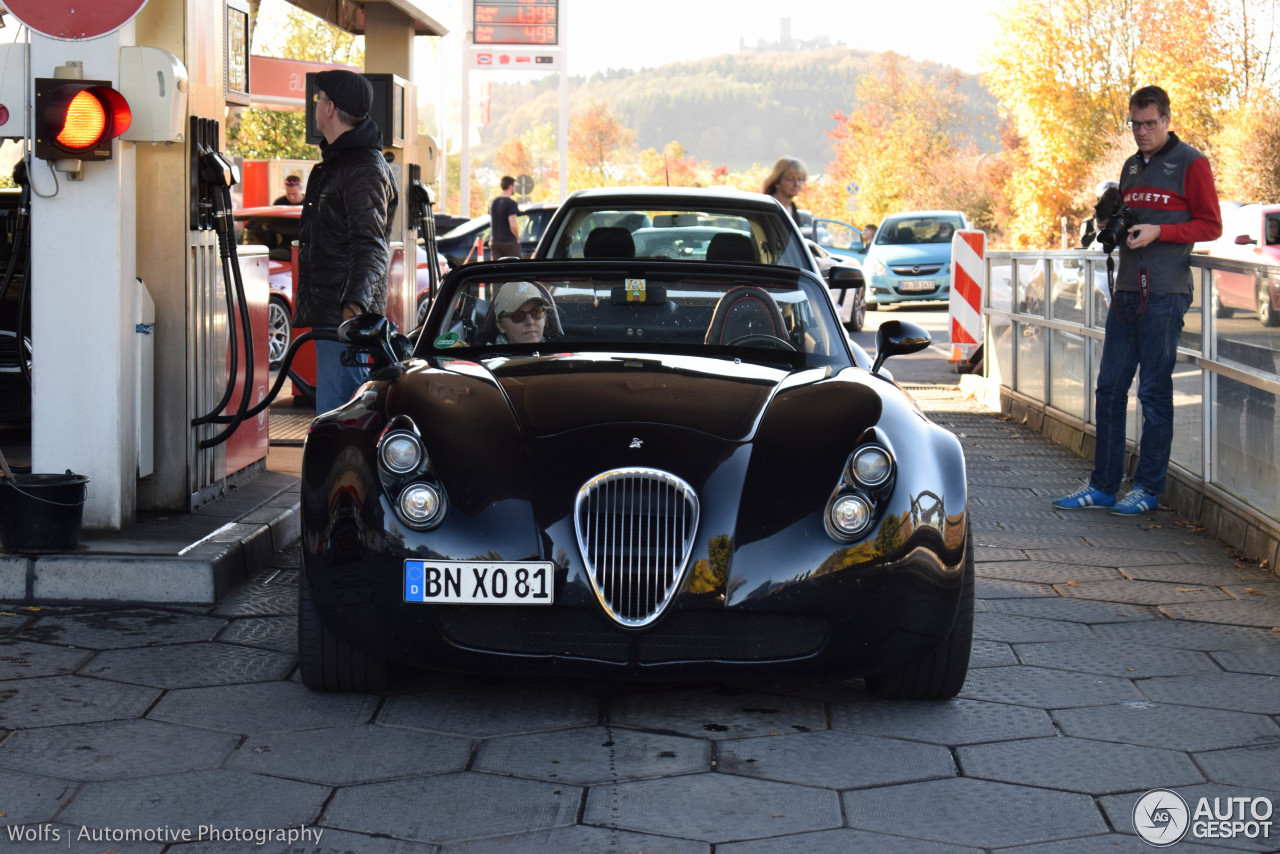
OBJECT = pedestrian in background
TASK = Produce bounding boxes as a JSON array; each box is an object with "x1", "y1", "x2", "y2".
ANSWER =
[
  {"x1": 294, "y1": 69, "x2": 399, "y2": 413},
  {"x1": 762, "y1": 157, "x2": 807, "y2": 224},
  {"x1": 862, "y1": 223, "x2": 878, "y2": 249},
  {"x1": 273, "y1": 174, "x2": 304, "y2": 205},
  {"x1": 1054, "y1": 85, "x2": 1221, "y2": 515},
  {"x1": 489, "y1": 176, "x2": 521, "y2": 259}
]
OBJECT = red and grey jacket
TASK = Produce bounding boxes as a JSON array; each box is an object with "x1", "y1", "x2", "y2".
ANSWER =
[{"x1": 1116, "y1": 132, "x2": 1221, "y2": 295}]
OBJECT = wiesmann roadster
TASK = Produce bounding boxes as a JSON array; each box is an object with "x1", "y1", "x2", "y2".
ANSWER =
[{"x1": 299, "y1": 256, "x2": 971, "y2": 698}]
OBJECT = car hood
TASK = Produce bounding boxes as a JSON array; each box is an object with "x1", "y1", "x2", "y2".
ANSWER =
[
  {"x1": 444, "y1": 352, "x2": 815, "y2": 442},
  {"x1": 873, "y1": 244, "x2": 952, "y2": 266}
]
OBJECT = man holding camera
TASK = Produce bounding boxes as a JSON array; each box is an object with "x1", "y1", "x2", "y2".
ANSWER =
[{"x1": 1054, "y1": 85, "x2": 1221, "y2": 515}]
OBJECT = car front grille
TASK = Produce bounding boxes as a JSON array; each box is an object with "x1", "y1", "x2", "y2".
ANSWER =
[
  {"x1": 574, "y1": 467, "x2": 699, "y2": 627},
  {"x1": 889, "y1": 264, "x2": 944, "y2": 276}
]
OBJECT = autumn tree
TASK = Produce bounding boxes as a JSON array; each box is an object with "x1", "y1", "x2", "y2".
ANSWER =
[
  {"x1": 1213, "y1": 93, "x2": 1280, "y2": 201},
  {"x1": 567, "y1": 101, "x2": 635, "y2": 190},
  {"x1": 636, "y1": 142, "x2": 707, "y2": 187}
]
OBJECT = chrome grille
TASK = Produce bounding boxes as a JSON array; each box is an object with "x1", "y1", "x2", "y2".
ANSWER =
[
  {"x1": 574, "y1": 468, "x2": 700, "y2": 627},
  {"x1": 889, "y1": 264, "x2": 943, "y2": 275}
]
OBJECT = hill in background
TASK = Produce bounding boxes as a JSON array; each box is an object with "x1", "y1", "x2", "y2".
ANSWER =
[{"x1": 477, "y1": 47, "x2": 1000, "y2": 173}]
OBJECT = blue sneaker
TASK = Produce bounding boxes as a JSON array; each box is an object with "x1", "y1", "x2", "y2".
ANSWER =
[
  {"x1": 1052, "y1": 484, "x2": 1116, "y2": 509},
  {"x1": 1111, "y1": 487, "x2": 1158, "y2": 515}
]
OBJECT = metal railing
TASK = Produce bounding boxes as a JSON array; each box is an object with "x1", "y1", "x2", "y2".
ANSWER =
[{"x1": 982, "y1": 248, "x2": 1280, "y2": 554}]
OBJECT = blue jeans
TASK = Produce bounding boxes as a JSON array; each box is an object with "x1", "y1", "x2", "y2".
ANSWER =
[
  {"x1": 1091, "y1": 290, "x2": 1192, "y2": 495},
  {"x1": 314, "y1": 336, "x2": 368, "y2": 414}
]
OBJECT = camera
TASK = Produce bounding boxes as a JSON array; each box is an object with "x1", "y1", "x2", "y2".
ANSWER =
[{"x1": 1096, "y1": 203, "x2": 1139, "y2": 252}]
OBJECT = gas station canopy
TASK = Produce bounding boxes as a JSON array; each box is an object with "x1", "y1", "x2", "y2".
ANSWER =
[{"x1": 286, "y1": 0, "x2": 448, "y2": 37}]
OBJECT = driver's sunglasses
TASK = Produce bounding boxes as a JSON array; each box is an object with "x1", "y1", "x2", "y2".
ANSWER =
[{"x1": 501, "y1": 306, "x2": 546, "y2": 323}]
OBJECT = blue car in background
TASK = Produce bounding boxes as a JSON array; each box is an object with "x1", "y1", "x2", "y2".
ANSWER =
[{"x1": 863, "y1": 211, "x2": 968, "y2": 309}]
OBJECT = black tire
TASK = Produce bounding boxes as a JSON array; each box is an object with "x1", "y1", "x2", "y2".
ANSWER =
[
  {"x1": 847, "y1": 287, "x2": 866, "y2": 332},
  {"x1": 267, "y1": 296, "x2": 292, "y2": 369},
  {"x1": 1212, "y1": 288, "x2": 1232, "y2": 318},
  {"x1": 416, "y1": 294, "x2": 431, "y2": 328},
  {"x1": 298, "y1": 572, "x2": 390, "y2": 692},
  {"x1": 865, "y1": 527, "x2": 974, "y2": 700},
  {"x1": 1258, "y1": 283, "x2": 1279, "y2": 327}
]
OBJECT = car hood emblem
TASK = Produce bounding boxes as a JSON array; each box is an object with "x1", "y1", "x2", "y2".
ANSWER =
[{"x1": 629, "y1": 437, "x2": 643, "y2": 449}]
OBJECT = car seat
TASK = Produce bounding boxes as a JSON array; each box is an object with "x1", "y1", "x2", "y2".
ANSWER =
[
  {"x1": 896, "y1": 225, "x2": 916, "y2": 243},
  {"x1": 583, "y1": 227, "x2": 635, "y2": 258},
  {"x1": 705, "y1": 233, "x2": 758, "y2": 263},
  {"x1": 703, "y1": 285, "x2": 787, "y2": 345}
]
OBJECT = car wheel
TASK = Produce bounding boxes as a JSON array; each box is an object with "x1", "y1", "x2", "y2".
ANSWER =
[
  {"x1": 298, "y1": 573, "x2": 390, "y2": 692},
  {"x1": 267, "y1": 296, "x2": 292, "y2": 369},
  {"x1": 1258, "y1": 283, "x2": 1279, "y2": 327},
  {"x1": 845, "y1": 288, "x2": 866, "y2": 332},
  {"x1": 865, "y1": 526, "x2": 973, "y2": 700},
  {"x1": 416, "y1": 294, "x2": 430, "y2": 328}
]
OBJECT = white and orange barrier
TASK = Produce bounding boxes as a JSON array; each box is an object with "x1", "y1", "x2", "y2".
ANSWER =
[{"x1": 949, "y1": 230, "x2": 986, "y2": 364}]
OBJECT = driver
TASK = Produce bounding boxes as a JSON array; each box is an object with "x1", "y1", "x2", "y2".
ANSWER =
[{"x1": 493, "y1": 281, "x2": 554, "y2": 344}]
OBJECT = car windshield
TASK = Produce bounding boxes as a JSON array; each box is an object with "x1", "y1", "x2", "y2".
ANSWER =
[
  {"x1": 540, "y1": 205, "x2": 812, "y2": 270},
  {"x1": 420, "y1": 263, "x2": 850, "y2": 370},
  {"x1": 877, "y1": 216, "x2": 964, "y2": 245}
]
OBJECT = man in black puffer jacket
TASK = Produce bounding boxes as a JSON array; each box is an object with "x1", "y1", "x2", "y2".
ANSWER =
[{"x1": 295, "y1": 69, "x2": 399, "y2": 412}]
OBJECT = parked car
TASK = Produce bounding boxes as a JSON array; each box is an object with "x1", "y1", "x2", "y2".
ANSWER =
[
  {"x1": 298, "y1": 256, "x2": 972, "y2": 697},
  {"x1": 435, "y1": 202, "x2": 558, "y2": 269},
  {"x1": 1204, "y1": 203, "x2": 1280, "y2": 326},
  {"x1": 233, "y1": 207, "x2": 447, "y2": 372},
  {"x1": 533, "y1": 187, "x2": 867, "y2": 330},
  {"x1": 862, "y1": 211, "x2": 969, "y2": 309}
]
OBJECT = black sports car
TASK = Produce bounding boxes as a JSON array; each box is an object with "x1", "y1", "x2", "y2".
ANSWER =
[{"x1": 299, "y1": 257, "x2": 971, "y2": 698}]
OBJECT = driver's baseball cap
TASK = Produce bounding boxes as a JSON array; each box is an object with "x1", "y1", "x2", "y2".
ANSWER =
[{"x1": 314, "y1": 70, "x2": 373, "y2": 119}]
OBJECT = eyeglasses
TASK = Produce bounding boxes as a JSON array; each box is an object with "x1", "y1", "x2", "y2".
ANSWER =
[
  {"x1": 313, "y1": 93, "x2": 331, "y2": 105},
  {"x1": 500, "y1": 306, "x2": 546, "y2": 323},
  {"x1": 1126, "y1": 117, "x2": 1165, "y2": 131}
]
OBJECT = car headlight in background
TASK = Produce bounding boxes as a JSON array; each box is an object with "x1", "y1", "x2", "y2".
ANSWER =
[
  {"x1": 867, "y1": 256, "x2": 888, "y2": 277},
  {"x1": 398, "y1": 483, "x2": 443, "y2": 528},
  {"x1": 379, "y1": 431, "x2": 425, "y2": 474},
  {"x1": 829, "y1": 494, "x2": 873, "y2": 537}
]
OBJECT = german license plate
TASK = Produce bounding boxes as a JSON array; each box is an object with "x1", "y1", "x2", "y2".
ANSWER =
[
  {"x1": 404, "y1": 560, "x2": 554, "y2": 604},
  {"x1": 899, "y1": 280, "x2": 937, "y2": 292}
]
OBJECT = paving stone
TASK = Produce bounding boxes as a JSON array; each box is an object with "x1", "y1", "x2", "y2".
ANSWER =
[
  {"x1": 1055, "y1": 579, "x2": 1232, "y2": 605},
  {"x1": 0, "y1": 639, "x2": 92, "y2": 678},
  {"x1": 1054, "y1": 703, "x2": 1280, "y2": 751},
  {"x1": 716, "y1": 827, "x2": 983, "y2": 853},
  {"x1": 214, "y1": 580, "x2": 298, "y2": 617},
  {"x1": 581, "y1": 774, "x2": 839, "y2": 843},
  {"x1": 1013, "y1": 640, "x2": 1219, "y2": 678},
  {"x1": 0, "y1": 718, "x2": 238, "y2": 780},
  {"x1": 970, "y1": 639, "x2": 1019, "y2": 667},
  {"x1": 216, "y1": 615, "x2": 299, "y2": 653},
  {"x1": 972, "y1": 546, "x2": 1030, "y2": 562},
  {"x1": 0, "y1": 768, "x2": 77, "y2": 823},
  {"x1": 0, "y1": 608, "x2": 35, "y2": 638},
  {"x1": 324, "y1": 773, "x2": 580, "y2": 844},
  {"x1": 1122, "y1": 563, "x2": 1275, "y2": 585},
  {"x1": 717, "y1": 730, "x2": 954, "y2": 788},
  {"x1": 1139, "y1": 673, "x2": 1280, "y2": 715},
  {"x1": 1093, "y1": 620, "x2": 1280, "y2": 651},
  {"x1": 977, "y1": 562, "x2": 1122, "y2": 584},
  {"x1": 473, "y1": 724, "x2": 707, "y2": 785},
  {"x1": 977, "y1": 578, "x2": 1054, "y2": 598},
  {"x1": 957, "y1": 736, "x2": 1203, "y2": 794},
  {"x1": 441, "y1": 826, "x2": 706, "y2": 854},
  {"x1": 1162, "y1": 599, "x2": 1280, "y2": 629},
  {"x1": 995, "y1": 833, "x2": 1244, "y2": 853},
  {"x1": 173, "y1": 828, "x2": 436, "y2": 854},
  {"x1": 831, "y1": 697, "x2": 1054, "y2": 745},
  {"x1": 606, "y1": 686, "x2": 827, "y2": 740},
  {"x1": 226, "y1": 724, "x2": 472, "y2": 785},
  {"x1": 1195, "y1": 743, "x2": 1280, "y2": 789},
  {"x1": 1098, "y1": 783, "x2": 1280, "y2": 853},
  {"x1": 22, "y1": 826, "x2": 163, "y2": 853},
  {"x1": 79, "y1": 641, "x2": 294, "y2": 688},
  {"x1": 0, "y1": 675, "x2": 159, "y2": 728},
  {"x1": 378, "y1": 685, "x2": 599, "y2": 737},
  {"x1": 959, "y1": 666, "x2": 1143, "y2": 708},
  {"x1": 978, "y1": 533, "x2": 1104, "y2": 550},
  {"x1": 1027, "y1": 548, "x2": 1186, "y2": 567},
  {"x1": 13, "y1": 608, "x2": 228, "y2": 649},
  {"x1": 1211, "y1": 646, "x2": 1280, "y2": 676},
  {"x1": 989, "y1": 596, "x2": 1159, "y2": 623},
  {"x1": 59, "y1": 769, "x2": 329, "y2": 834},
  {"x1": 149, "y1": 681, "x2": 380, "y2": 733},
  {"x1": 842, "y1": 777, "x2": 1106, "y2": 848},
  {"x1": 1222, "y1": 583, "x2": 1280, "y2": 599},
  {"x1": 975, "y1": 613, "x2": 1096, "y2": 643}
]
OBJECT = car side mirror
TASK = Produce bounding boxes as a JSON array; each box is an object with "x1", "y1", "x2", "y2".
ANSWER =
[
  {"x1": 1235, "y1": 234, "x2": 1255, "y2": 246},
  {"x1": 871, "y1": 319, "x2": 931, "y2": 375},
  {"x1": 827, "y1": 264, "x2": 864, "y2": 288}
]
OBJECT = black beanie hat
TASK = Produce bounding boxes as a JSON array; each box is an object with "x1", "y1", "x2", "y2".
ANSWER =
[{"x1": 314, "y1": 70, "x2": 372, "y2": 119}]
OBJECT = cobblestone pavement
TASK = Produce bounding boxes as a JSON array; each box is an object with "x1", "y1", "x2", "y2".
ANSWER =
[{"x1": 1, "y1": 387, "x2": 1278, "y2": 854}]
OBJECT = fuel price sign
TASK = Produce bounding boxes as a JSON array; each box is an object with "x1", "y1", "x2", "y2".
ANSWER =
[{"x1": 473, "y1": 1, "x2": 558, "y2": 46}]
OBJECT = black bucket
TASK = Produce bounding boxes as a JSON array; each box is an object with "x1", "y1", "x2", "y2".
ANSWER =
[{"x1": 0, "y1": 472, "x2": 90, "y2": 554}]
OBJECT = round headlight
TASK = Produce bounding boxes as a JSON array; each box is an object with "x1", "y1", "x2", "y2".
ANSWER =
[
  {"x1": 830, "y1": 494, "x2": 873, "y2": 537},
  {"x1": 398, "y1": 483, "x2": 442, "y2": 526},
  {"x1": 850, "y1": 446, "x2": 892, "y2": 487},
  {"x1": 380, "y1": 433, "x2": 424, "y2": 474}
]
